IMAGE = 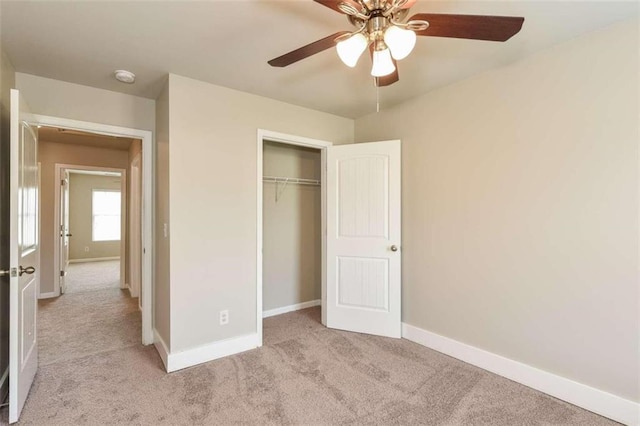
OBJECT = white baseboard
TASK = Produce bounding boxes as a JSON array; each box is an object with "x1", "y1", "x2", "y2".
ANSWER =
[
  {"x1": 38, "y1": 291, "x2": 59, "y2": 299},
  {"x1": 263, "y1": 299, "x2": 321, "y2": 318},
  {"x1": 166, "y1": 333, "x2": 259, "y2": 373},
  {"x1": 69, "y1": 256, "x2": 120, "y2": 264},
  {"x1": 153, "y1": 329, "x2": 170, "y2": 372},
  {"x1": 402, "y1": 323, "x2": 639, "y2": 426}
]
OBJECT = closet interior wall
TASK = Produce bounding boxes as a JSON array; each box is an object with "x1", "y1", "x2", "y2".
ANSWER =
[{"x1": 262, "y1": 141, "x2": 321, "y2": 313}]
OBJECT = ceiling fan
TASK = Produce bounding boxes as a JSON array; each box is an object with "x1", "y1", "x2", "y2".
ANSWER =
[{"x1": 268, "y1": 0, "x2": 525, "y2": 87}]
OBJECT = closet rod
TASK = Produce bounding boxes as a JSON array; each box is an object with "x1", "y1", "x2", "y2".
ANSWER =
[
  {"x1": 263, "y1": 175, "x2": 320, "y2": 186},
  {"x1": 263, "y1": 175, "x2": 320, "y2": 202}
]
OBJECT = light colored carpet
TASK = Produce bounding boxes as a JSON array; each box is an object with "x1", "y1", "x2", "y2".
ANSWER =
[
  {"x1": 37, "y1": 288, "x2": 141, "y2": 367},
  {"x1": 65, "y1": 260, "x2": 120, "y2": 293},
  {"x1": 1, "y1": 307, "x2": 615, "y2": 425}
]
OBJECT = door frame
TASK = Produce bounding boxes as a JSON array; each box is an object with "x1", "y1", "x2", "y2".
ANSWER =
[
  {"x1": 53, "y1": 164, "x2": 127, "y2": 293},
  {"x1": 256, "y1": 129, "x2": 332, "y2": 346},
  {"x1": 31, "y1": 114, "x2": 154, "y2": 345},
  {"x1": 130, "y1": 152, "x2": 142, "y2": 304}
]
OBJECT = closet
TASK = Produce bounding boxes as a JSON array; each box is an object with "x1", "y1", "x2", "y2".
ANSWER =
[{"x1": 262, "y1": 140, "x2": 321, "y2": 319}]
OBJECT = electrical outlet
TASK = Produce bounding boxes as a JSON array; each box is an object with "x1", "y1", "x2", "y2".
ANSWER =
[
  {"x1": 219, "y1": 310, "x2": 229, "y2": 325},
  {"x1": 84, "y1": 247, "x2": 89, "y2": 252}
]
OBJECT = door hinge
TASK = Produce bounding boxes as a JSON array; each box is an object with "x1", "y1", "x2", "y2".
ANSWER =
[
  {"x1": 60, "y1": 270, "x2": 66, "y2": 277},
  {"x1": 61, "y1": 179, "x2": 65, "y2": 186}
]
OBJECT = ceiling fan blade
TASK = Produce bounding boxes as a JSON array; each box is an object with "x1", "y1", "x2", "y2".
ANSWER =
[
  {"x1": 313, "y1": 0, "x2": 362, "y2": 14},
  {"x1": 409, "y1": 13, "x2": 524, "y2": 42},
  {"x1": 401, "y1": 0, "x2": 417, "y2": 8},
  {"x1": 374, "y1": 67, "x2": 399, "y2": 87},
  {"x1": 268, "y1": 31, "x2": 349, "y2": 67}
]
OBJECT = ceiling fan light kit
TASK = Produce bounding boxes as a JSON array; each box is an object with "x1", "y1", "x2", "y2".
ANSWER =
[
  {"x1": 384, "y1": 25, "x2": 417, "y2": 60},
  {"x1": 268, "y1": 0, "x2": 525, "y2": 87},
  {"x1": 371, "y1": 44, "x2": 395, "y2": 77},
  {"x1": 336, "y1": 33, "x2": 369, "y2": 67}
]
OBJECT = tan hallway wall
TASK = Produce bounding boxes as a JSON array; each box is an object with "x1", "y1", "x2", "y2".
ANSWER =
[
  {"x1": 68, "y1": 173, "x2": 122, "y2": 261},
  {"x1": 263, "y1": 141, "x2": 321, "y2": 312},
  {"x1": 355, "y1": 20, "x2": 639, "y2": 403},
  {"x1": 38, "y1": 141, "x2": 129, "y2": 295}
]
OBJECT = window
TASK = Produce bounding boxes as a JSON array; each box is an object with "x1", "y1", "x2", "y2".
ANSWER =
[{"x1": 92, "y1": 190, "x2": 121, "y2": 241}]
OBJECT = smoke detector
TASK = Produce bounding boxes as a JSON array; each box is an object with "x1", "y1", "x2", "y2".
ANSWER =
[{"x1": 114, "y1": 70, "x2": 136, "y2": 84}]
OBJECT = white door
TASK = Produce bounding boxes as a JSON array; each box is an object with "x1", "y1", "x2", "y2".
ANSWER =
[
  {"x1": 8, "y1": 89, "x2": 39, "y2": 423},
  {"x1": 59, "y1": 170, "x2": 70, "y2": 294},
  {"x1": 326, "y1": 140, "x2": 401, "y2": 338}
]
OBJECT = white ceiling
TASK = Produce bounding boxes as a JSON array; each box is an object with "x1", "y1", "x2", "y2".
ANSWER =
[{"x1": 1, "y1": 1, "x2": 637, "y2": 118}]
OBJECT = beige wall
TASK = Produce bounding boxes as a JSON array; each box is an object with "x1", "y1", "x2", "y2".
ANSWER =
[
  {"x1": 166, "y1": 74, "x2": 353, "y2": 352},
  {"x1": 154, "y1": 81, "x2": 170, "y2": 348},
  {"x1": 263, "y1": 142, "x2": 321, "y2": 311},
  {"x1": 0, "y1": 48, "x2": 16, "y2": 397},
  {"x1": 355, "y1": 20, "x2": 639, "y2": 402},
  {"x1": 15, "y1": 73, "x2": 155, "y2": 132},
  {"x1": 68, "y1": 173, "x2": 122, "y2": 260},
  {"x1": 38, "y1": 141, "x2": 129, "y2": 295}
]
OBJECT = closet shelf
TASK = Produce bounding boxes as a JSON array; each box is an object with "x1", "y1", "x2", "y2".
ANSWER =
[
  {"x1": 263, "y1": 175, "x2": 320, "y2": 186},
  {"x1": 263, "y1": 175, "x2": 321, "y2": 202}
]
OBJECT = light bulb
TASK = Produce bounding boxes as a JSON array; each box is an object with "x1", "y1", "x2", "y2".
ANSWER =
[
  {"x1": 371, "y1": 48, "x2": 396, "y2": 77},
  {"x1": 384, "y1": 25, "x2": 416, "y2": 60},
  {"x1": 336, "y1": 33, "x2": 368, "y2": 68}
]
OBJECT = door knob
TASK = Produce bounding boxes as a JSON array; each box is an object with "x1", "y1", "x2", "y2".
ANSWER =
[
  {"x1": 66, "y1": 233, "x2": 73, "y2": 237},
  {"x1": 19, "y1": 266, "x2": 36, "y2": 276},
  {"x1": 390, "y1": 245, "x2": 398, "y2": 252}
]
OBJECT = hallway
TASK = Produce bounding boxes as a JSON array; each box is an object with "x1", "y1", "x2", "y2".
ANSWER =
[
  {"x1": 63, "y1": 260, "x2": 121, "y2": 294},
  {"x1": 39, "y1": 260, "x2": 139, "y2": 366}
]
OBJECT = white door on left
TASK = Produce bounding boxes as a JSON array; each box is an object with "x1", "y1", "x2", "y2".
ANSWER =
[{"x1": 8, "y1": 89, "x2": 39, "y2": 423}]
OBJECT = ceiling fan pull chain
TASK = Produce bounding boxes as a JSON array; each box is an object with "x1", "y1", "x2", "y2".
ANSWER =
[{"x1": 376, "y1": 84, "x2": 380, "y2": 113}]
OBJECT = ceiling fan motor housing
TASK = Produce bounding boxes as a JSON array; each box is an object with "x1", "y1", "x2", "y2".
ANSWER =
[{"x1": 368, "y1": 9, "x2": 388, "y2": 41}]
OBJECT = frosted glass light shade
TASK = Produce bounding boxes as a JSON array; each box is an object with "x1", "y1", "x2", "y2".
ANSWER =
[
  {"x1": 384, "y1": 25, "x2": 416, "y2": 60},
  {"x1": 371, "y1": 48, "x2": 396, "y2": 77},
  {"x1": 336, "y1": 33, "x2": 368, "y2": 67}
]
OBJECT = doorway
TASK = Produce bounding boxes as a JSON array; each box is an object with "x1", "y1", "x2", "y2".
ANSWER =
[
  {"x1": 256, "y1": 130, "x2": 331, "y2": 345},
  {"x1": 56, "y1": 167, "x2": 126, "y2": 295},
  {"x1": 32, "y1": 117, "x2": 153, "y2": 345},
  {"x1": 262, "y1": 141, "x2": 323, "y2": 342},
  {"x1": 257, "y1": 131, "x2": 403, "y2": 345}
]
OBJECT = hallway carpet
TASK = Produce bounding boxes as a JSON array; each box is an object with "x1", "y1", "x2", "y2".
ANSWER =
[
  {"x1": 65, "y1": 260, "x2": 121, "y2": 293},
  {"x1": 37, "y1": 288, "x2": 141, "y2": 366},
  {"x1": 3, "y1": 307, "x2": 614, "y2": 425}
]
